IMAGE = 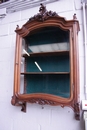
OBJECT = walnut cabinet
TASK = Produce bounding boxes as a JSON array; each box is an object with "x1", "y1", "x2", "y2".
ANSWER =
[{"x1": 11, "y1": 4, "x2": 80, "y2": 120}]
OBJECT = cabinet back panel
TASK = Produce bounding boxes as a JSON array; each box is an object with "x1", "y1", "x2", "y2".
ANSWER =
[
  {"x1": 26, "y1": 74, "x2": 70, "y2": 98},
  {"x1": 26, "y1": 55, "x2": 70, "y2": 72},
  {"x1": 26, "y1": 26, "x2": 69, "y2": 53}
]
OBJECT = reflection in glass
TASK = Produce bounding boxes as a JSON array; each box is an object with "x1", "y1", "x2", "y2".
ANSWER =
[
  {"x1": 25, "y1": 26, "x2": 69, "y2": 54},
  {"x1": 28, "y1": 42, "x2": 69, "y2": 53},
  {"x1": 26, "y1": 55, "x2": 70, "y2": 72}
]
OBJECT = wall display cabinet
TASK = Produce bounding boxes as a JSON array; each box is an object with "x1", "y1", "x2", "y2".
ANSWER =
[{"x1": 11, "y1": 4, "x2": 80, "y2": 120}]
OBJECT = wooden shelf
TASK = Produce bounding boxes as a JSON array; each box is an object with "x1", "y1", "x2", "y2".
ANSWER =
[
  {"x1": 21, "y1": 72, "x2": 70, "y2": 75},
  {"x1": 22, "y1": 50, "x2": 69, "y2": 57}
]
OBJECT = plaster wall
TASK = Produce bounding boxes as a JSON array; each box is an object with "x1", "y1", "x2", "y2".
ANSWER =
[{"x1": 0, "y1": 0, "x2": 85, "y2": 130}]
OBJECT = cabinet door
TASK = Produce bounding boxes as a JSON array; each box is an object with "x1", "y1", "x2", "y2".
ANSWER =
[{"x1": 20, "y1": 26, "x2": 71, "y2": 99}]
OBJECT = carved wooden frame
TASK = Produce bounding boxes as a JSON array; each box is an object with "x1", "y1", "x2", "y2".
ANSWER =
[{"x1": 11, "y1": 4, "x2": 80, "y2": 120}]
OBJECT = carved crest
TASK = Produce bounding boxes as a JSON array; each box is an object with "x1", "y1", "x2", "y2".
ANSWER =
[{"x1": 28, "y1": 3, "x2": 58, "y2": 22}]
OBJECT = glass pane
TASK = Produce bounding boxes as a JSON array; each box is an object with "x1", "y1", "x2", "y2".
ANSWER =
[
  {"x1": 26, "y1": 55, "x2": 70, "y2": 72},
  {"x1": 26, "y1": 26, "x2": 69, "y2": 53},
  {"x1": 21, "y1": 26, "x2": 70, "y2": 98},
  {"x1": 26, "y1": 74, "x2": 70, "y2": 98}
]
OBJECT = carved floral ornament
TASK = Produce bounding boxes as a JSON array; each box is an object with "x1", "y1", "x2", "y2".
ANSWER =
[
  {"x1": 27, "y1": 3, "x2": 77, "y2": 22},
  {"x1": 28, "y1": 3, "x2": 58, "y2": 22}
]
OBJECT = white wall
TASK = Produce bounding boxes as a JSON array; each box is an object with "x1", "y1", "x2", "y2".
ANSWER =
[{"x1": 0, "y1": 0, "x2": 85, "y2": 130}]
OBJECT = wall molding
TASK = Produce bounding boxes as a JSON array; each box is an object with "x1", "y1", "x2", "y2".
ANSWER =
[{"x1": 0, "y1": 0, "x2": 58, "y2": 13}]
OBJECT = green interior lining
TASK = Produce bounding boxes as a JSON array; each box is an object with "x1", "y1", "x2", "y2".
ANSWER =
[{"x1": 24, "y1": 26, "x2": 70, "y2": 98}]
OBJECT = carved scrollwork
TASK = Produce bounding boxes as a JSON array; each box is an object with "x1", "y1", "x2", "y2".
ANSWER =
[
  {"x1": 28, "y1": 3, "x2": 58, "y2": 22},
  {"x1": 11, "y1": 95, "x2": 18, "y2": 105},
  {"x1": 28, "y1": 98, "x2": 57, "y2": 105},
  {"x1": 11, "y1": 95, "x2": 26, "y2": 112},
  {"x1": 21, "y1": 102, "x2": 26, "y2": 112},
  {"x1": 74, "y1": 102, "x2": 80, "y2": 120}
]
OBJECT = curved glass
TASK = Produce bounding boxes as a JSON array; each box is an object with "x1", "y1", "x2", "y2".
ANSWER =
[
  {"x1": 26, "y1": 74, "x2": 70, "y2": 98},
  {"x1": 26, "y1": 55, "x2": 70, "y2": 72},
  {"x1": 21, "y1": 26, "x2": 70, "y2": 98},
  {"x1": 27, "y1": 27, "x2": 69, "y2": 53}
]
